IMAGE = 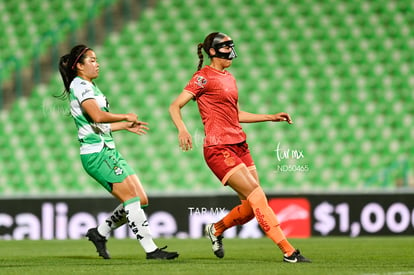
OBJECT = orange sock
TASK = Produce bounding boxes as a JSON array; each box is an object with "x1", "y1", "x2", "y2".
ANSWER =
[
  {"x1": 214, "y1": 200, "x2": 255, "y2": 236},
  {"x1": 247, "y1": 187, "x2": 295, "y2": 256}
]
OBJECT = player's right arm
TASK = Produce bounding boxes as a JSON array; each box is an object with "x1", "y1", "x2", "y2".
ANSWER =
[
  {"x1": 169, "y1": 90, "x2": 194, "y2": 151},
  {"x1": 81, "y1": 99, "x2": 139, "y2": 124}
]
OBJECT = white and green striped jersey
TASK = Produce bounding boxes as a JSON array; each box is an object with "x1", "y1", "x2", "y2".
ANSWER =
[{"x1": 69, "y1": 76, "x2": 115, "y2": 154}]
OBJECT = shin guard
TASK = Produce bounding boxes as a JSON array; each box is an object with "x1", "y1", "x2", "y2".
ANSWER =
[{"x1": 247, "y1": 187, "x2": 286, "y2": 244}]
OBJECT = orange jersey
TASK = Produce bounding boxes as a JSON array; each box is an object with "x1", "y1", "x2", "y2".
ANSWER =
[{"x1": 184, "y1": 65, "x2": 246, "y2": 146}]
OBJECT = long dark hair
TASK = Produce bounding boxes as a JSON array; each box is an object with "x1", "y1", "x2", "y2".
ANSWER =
[
  {"x1": 196, "y1": 32, "x2": 227, "y2": 71},
  {"x1": 58, "y1": 44, "x2": 91, "y2": 98}
]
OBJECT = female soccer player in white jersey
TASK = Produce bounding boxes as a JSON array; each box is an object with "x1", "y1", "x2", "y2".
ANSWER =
[
  {"x1": 169, "y1": 33, "x2": 310, "y2": 263},
  {"x1": 58, "y1": 45, "x2": 178, "y2": 260}
]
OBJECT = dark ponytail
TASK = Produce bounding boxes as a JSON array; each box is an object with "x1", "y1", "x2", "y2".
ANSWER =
[
  {"x1": 197, "y1": 43, "x2": 204, "y2": 71},
  {"x1": 58, "y1": 45, "x2": 91, "y2": 98}
]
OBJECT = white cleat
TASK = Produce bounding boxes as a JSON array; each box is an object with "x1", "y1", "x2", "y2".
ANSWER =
[{"x1": 204, "y1": 223, "x2": 224, "y2": 258}]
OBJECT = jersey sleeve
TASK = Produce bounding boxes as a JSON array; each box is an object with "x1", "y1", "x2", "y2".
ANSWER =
[
  {"x1": 73, "y1": 80, "x2": 95, "y2": 103},
  {"x1": 183, "y1": 72, "x2": 208, "y2": 98}
]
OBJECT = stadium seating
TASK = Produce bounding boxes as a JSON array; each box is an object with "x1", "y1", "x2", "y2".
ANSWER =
[
  {"x1": 0, "y1": 0, "x2": 117, "y2": 92},
  {"x1": 0, "y1": 0, "x2": 412, "y2": 195}
]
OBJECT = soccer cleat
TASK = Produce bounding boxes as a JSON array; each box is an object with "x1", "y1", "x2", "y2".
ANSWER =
[
  {"x1": 86, "y1": 227, "x2": 110, "y2": 259},
  {"x1": 146, "y1": 246, "x2": 179, "y2": 260},
  {"x1": 283, "y1": 249, "x2": 311, "y2": 263},
  {"x1": 204, "y1": 223, "x2": 224, "y2": 258}
]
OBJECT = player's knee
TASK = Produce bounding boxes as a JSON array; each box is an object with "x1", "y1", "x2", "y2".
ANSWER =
[{"x1": 246, "y1": 186, "x2": 266, "y2": 205}]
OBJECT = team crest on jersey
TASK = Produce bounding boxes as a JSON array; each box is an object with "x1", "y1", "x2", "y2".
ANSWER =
[
  {"x1": 195, "y1": 76, "x2": 207, "y2": 88},
  {"x1": 114, "y1": 166, "x2": 123, "y2": 176}
]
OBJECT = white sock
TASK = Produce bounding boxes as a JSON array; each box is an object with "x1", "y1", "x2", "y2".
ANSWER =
[
  {"x1": 97, "y1": 203, "x2": 127, "y2": 238},
  {"x1": 124, "y1": 198, "x2": 157, "y2": 253}
]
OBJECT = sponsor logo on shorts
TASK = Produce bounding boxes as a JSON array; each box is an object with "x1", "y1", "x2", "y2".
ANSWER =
[
  {"x1": 114, "y1": 166, "x2": 123, "y2": 176},
  {"x1": 221, "y1": 150, "x2": 236, "y2": 166}
]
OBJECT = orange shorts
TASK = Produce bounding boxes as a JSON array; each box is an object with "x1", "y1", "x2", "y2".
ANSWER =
[{"x1": 203, "y1": 141, "x2": 256, "y2": 185}]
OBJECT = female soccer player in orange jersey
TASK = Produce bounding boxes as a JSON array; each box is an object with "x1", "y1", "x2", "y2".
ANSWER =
[{"x1": 169, "y1": 32, "x2": 310, "y2": 263}]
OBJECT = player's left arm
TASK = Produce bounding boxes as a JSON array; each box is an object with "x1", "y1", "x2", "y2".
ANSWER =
[
  {"x1": 238, "y1": 103, "x2": 293, "y2": 124},
  {"x1": 111, "y1": 121, "x2": 149, "y2": 135}
]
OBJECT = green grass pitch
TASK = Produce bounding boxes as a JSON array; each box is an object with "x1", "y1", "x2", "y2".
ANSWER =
[{"x1": 0, "y1": 237, "x2": 413, "y2": 275}]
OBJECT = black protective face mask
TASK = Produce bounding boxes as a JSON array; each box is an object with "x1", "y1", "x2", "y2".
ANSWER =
[{"x1": 211, "y1": 40, "x2": 238, "y2": 60}]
